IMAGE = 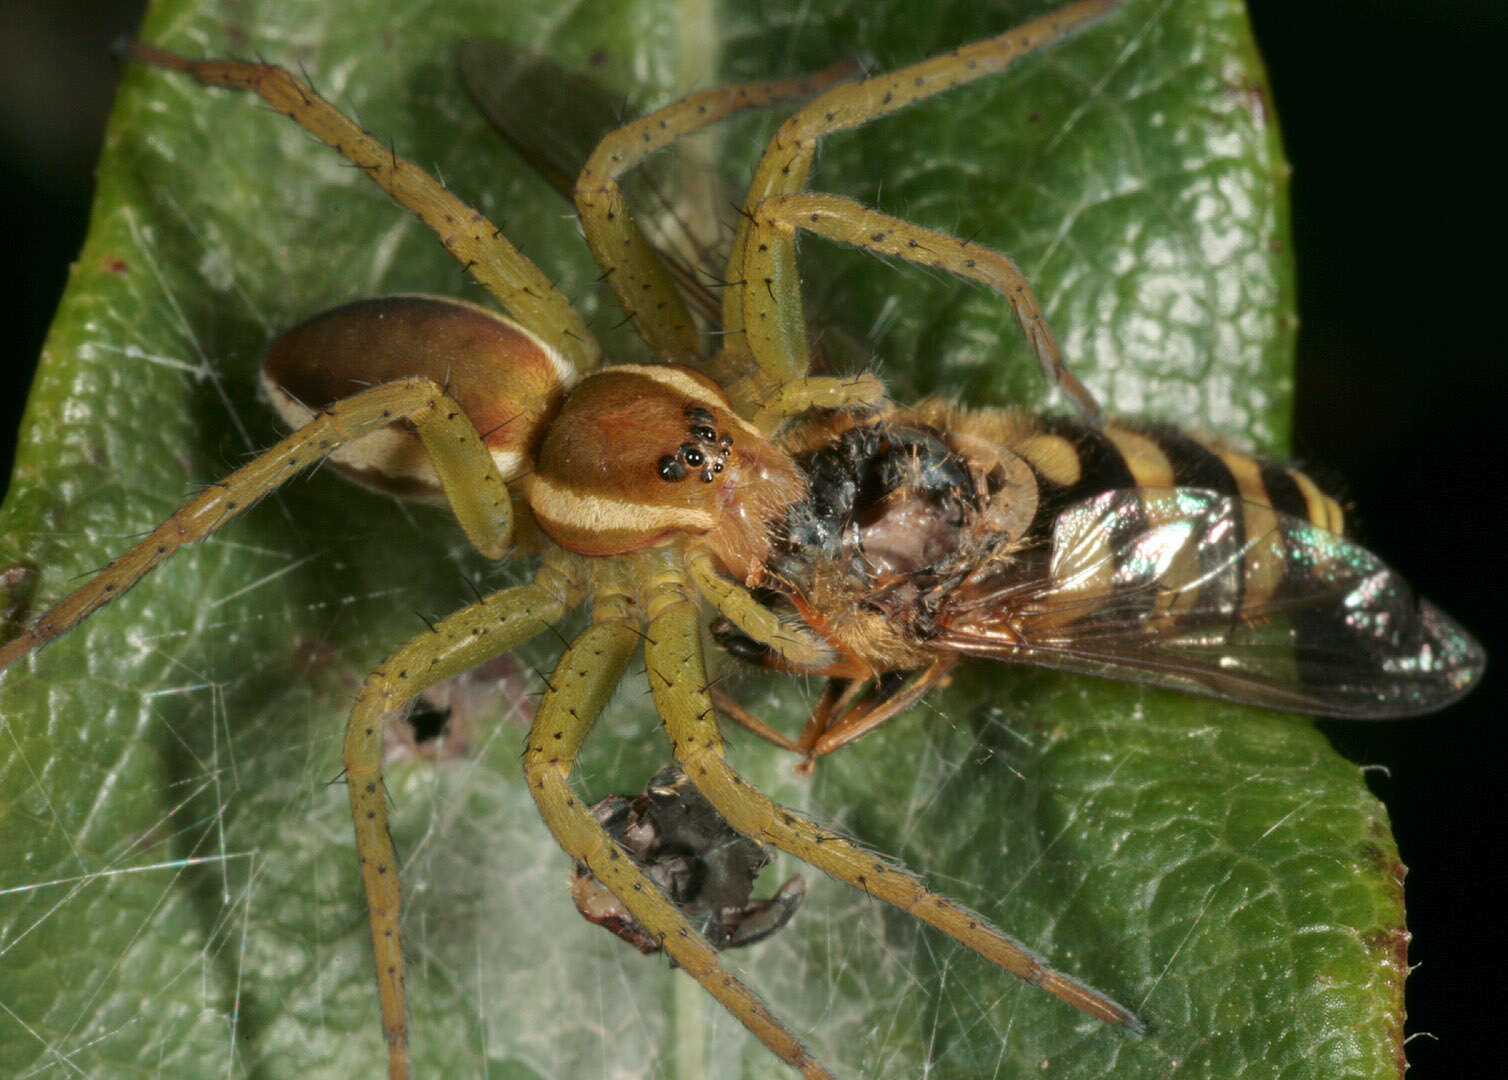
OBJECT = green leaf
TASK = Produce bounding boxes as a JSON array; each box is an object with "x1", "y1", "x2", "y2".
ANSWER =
[{"x1": 0, "y1": 1, "x2": 1405, "y2": 1078}]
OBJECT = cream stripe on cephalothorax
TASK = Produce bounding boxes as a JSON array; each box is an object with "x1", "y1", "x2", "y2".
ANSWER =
[{"x1": 528, "y1": 474, "x2": 718, "y2": 535}]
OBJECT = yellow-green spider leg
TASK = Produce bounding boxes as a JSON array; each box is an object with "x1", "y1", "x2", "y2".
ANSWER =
[
  {"x1": 522, "y1": 556, "x2": 836, "y2": 1080},
  {"x1": 0, "y1": 378, "x2": 510, "y2": 670},
  {"x1": 683, "y1": 547, "x2": 832, "y2": 671},
  {"x1": 720, "y1": 0, "x2": 1122, "y2": 391},
  {"x1": 574, "y1": 62, "x2": 857, "y2": 361},
  {"x1": 744, "y1": 193, "x2": 1101, "y2": 418},
  {"x1": 129, "y1": 43, "x2": 601, "y2": 374},
  {"x1": 747, "y1": 372, "x2": 888, "y2": 435},
  {"x1": 640, "y1": 563, "x2": 1145, "y2": 1034},
  {"x1": 344, "y1": 550, "x2": 581, "y2": 1080}
]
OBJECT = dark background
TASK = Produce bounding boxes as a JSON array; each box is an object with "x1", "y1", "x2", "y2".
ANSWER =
[{"x1": 2, "y1": 1, "x2": 1502, "y2": 1073}]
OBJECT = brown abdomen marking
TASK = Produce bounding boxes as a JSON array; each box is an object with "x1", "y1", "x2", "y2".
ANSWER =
[{"x1": 262, "y1": 295, "x2": 570, "y2": 497}]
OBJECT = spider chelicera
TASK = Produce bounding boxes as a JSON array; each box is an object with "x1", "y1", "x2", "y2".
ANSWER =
[{"x1": 1, "y1": 3, "x2": 1155, "y2": 1077}]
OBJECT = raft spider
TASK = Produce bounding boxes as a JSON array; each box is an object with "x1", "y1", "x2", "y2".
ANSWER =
[{"x1": 17, "y1": 0, "x2": 1381, "y2": 1073}]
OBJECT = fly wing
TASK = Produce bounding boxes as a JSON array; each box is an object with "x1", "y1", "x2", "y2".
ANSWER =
[
  {"x1": 937, "y1": 488, "x2": 1484, "y2": 718},
  {"x1": 458, "y1": 39, "x2": 730, "y2": 328},
  {"x1": 457, "y1": 39, "x2": 875, "y2": 372}
]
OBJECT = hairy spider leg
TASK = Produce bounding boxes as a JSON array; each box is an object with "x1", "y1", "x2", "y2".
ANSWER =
[
  {"x1": 641, "y1": 560, "x2": 1145, "y2": 1033},
  {"x1": 747, "y1": 373, "x2": 887, "y2": 436},
  {"x1": 570, "y1": 60, "x2": 894, "y2": 426},
  {"x1": 684, "y1": 547, "x2": 834, "y2": 672},
  {"x1": 722, "y1": 0, "x2": 1120, "y2": 408},
  {"x1": 128, "y1": 43, "x2": 601, "y2": 375},
  {"x1": 574, "y1": 60, "x2": 857, "y2": 361},
  {"x1": 742, "y1": 193, "x2": 1101, "y2": 420},
  {"x1": 0, "y1": 379, "x2": 509, "y2": 669},
  {"x1": 520, "y1": 555, "x2": 837, "y2": 1080},
  {"x1": 344, "y1": 552, "x2": 582, "y2": 1080}
]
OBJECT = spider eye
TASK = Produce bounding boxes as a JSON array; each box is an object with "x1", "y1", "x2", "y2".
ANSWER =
[
  {"x1": 682, "y1": 446, "x2": 705, "y2": 468},
  {"x1": 691, "y1": 424, "x2": 718, "y2": 443},
  {"x1": 658, "y1": 456, "x2": 687, "y2": 482}
]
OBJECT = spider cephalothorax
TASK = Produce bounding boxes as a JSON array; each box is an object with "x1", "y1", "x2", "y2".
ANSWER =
[{"x1": 528, "y1": 364, "x2": 807, "y2": 581}]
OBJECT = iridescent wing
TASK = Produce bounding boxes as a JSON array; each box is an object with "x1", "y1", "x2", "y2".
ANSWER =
[{"x1": 936, "y1": 488, "x2": 1485, "y2": 717}]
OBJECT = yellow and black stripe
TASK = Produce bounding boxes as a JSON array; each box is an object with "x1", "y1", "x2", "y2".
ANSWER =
[
  {"x1": 1012, "y1": 417, "x2": 1342, "y2": 532},
  {"x1": 1006, "y1": 414, "x2": 1347, "y2": 645}
]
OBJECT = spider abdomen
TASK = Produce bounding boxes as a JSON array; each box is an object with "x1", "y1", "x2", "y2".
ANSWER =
[{"x1": 262, "y1": 295, "x2": 571, "y2": 498}]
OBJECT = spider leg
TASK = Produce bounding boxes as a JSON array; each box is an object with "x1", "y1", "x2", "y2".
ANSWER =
[
  {"x1": 684, "y1": 547, "x2": 833, "y2": 670},
  {"x1": 127, "y1": 43, "x2": 600, "y2": 374},
  {"x1": 343, "y1": 551, "x2": 582, "y2": 1080},
  {"x1": 0, "y1": 379, "x2": 510, "y2": 670},
  {"x1": 523, "y1": 557, "x2": 836, "y2": 1080},
  {"x1": 743, "y1": 194, "x2": 1101, "y2": 419},
  {"x1": 574, "y1": 61, "x2": 857, "y2": 361},
  {"x1": 641, "y1": 569, "x2": 1144, "y2": 1034},
  {"x1": 721, "y1": 0, "x2": 1120, "y2": 396},
  {"x1": 748, "y1": 373, "x2": 887, "y2": 436}
]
